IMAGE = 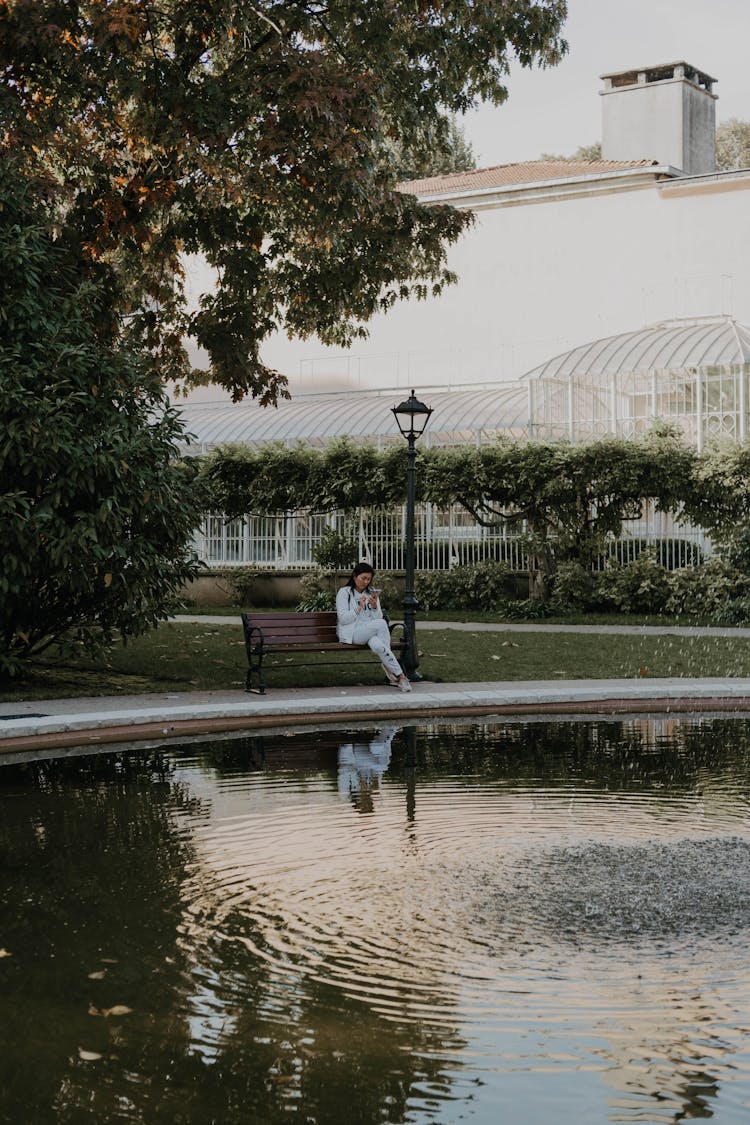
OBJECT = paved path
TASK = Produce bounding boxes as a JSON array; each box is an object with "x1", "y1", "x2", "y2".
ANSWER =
[
  {"x1": 3, "y1": 617, "x2": 750, "y2": 758},
  {"x1": 174, "y1": 614, "x2": 750, "y2": 637}
]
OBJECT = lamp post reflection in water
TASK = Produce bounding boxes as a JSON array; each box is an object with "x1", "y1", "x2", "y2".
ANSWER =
[{"x1": 391, "y1": 389, "x2": 433, "y2": 681}]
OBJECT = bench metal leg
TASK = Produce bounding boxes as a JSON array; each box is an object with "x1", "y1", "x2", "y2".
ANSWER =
[{"x1": 245, "y1": 649, "x2": 266, "y2": 694}]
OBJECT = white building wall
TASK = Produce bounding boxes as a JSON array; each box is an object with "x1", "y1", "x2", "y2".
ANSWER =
[
  {"x1": 183, "y1": 170, "x2": 750, "y2": 399},
  {"x1": 251, "y1": 171, "x2": 750, "y2": 394}
]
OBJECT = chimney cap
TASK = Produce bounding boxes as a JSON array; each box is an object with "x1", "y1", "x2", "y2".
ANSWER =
[{"x1": 600, "y1": 62, "x2": 716, "y2": 93}]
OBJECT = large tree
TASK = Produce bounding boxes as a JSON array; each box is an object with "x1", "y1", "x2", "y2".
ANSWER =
[
  {"x1": 0, "y1": 0, "x2": 568, "y2": 403},
  {"x1": 0, "y1": 168, "x2": 203, "y2": 677}
]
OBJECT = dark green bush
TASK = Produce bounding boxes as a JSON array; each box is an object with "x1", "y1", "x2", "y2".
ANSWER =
[
  {"x1": 664, "y1": 558, "x2": 750, "y2": 617},
  {"x1": 597, "y1": 551, "x2": 672, "y2": 615},
  {"x1": 550, "y1": 561, "x2": 599, "y2": 611},
  {"x1": 416, "y1": 561, "x2": 515, "y2": 611}
]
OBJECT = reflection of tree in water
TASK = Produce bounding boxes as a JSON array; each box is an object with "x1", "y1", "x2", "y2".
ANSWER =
[
  {"x1": 0, "y1": 752, "x2": 206, "y2": 1124},
  {"x1": 386, "y1": 716, "x2": 750, "y2": 797},
  {"x1": 169, "y1": 929, "x2": 465, "y2": 1125},
  {"x1": 0, "y1": 744, "x2": 466, "y2": 1125}
]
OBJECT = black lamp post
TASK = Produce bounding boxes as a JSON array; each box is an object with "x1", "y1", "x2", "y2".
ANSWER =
[{"x1": 391, "y1": 389, "x2": 433, "y2": 681}]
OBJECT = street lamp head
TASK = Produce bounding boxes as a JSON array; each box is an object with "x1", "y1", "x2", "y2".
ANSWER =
[{"x1": 391, "y1": 389, "x2": 433, "y2": 441}]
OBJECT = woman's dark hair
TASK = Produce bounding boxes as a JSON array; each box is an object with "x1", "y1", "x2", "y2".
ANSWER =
[{"x1": 346, "y1": 561, "x2": 375, "y2": 588}]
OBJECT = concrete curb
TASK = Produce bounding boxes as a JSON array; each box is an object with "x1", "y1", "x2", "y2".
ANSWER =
[{"x1": 3, "y1": 678, "x2": 750, "y2": 756}]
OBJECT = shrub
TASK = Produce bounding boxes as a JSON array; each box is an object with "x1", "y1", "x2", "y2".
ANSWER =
[
  {"x1": 664, "y1": 559, "x2": 750, "y2": 618},
  {"x1": 601, "y1": 537, "x2": 703, "y2": 570},
  {"x1": 212, "y1": 567, "x2": 260, "y2": 607},
  {"x1": 296, "y1": 567, "x2": 337, "y2": 611},
  {"x1": 597, "y1": 551, "x2": 672, "y2": 614},
  {"x1": 297, "y1": 568, "x2": 401, "y2": 613},
  {"x1": 416, "y1": 561, "x2": 515, "y2": 612},
  {"x1": 496, "y1": 598, "x2": 557, "y2": 620},
  {"x1": 550, "y1": 561, "x2": 598, "y2": 611},
  {"x1": 311, "y1": 527, "x2": 359, "y2": 571}
]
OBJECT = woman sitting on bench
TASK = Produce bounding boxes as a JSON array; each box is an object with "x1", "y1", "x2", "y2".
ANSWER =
[{"x1": 335, "y1": 563, "x2": 412, "y2": 693}]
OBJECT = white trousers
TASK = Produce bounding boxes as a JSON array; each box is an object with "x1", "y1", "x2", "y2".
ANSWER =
[{"x1": 350, "y1": 619, "x2": 404, "y2": 678}]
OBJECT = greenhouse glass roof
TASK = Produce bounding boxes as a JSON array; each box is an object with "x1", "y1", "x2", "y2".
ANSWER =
[
  {"x1": 522, "y1": 316, "x2": 750, "y2": 381},
  {"x1": 177, "y1": 383, "x2": 529, "y2": 452}
]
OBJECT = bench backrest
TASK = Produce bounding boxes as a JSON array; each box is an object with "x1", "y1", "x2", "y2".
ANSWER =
[{"x1": 242, "y1": 611, "x2": 340, "y2": 646}]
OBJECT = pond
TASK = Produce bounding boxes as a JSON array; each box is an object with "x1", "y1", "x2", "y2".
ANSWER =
[{"x1": 1, "y1": 716, "x2": 750, "y2": 1124}]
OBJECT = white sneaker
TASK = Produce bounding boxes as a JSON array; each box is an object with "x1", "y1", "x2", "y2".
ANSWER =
[{"x1": 398, "y1": 676, "x2": 412, "y2": 693}]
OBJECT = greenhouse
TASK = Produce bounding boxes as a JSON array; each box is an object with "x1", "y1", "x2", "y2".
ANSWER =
[
  {"x1": 526, "y1": 315, "x2": 750, "y2": 448},
  {"x1": 179, "y1": 317, "x2": 748, "y2": 572},
  {"x1": 177, "y1": 381, "x2": 529, "y2": 453}
]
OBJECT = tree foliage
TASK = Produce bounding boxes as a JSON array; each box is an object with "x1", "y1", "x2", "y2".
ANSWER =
[
  {"x1": 539, "y1": 141, "x2": 601, "y2": 161},
  {"x1": 0, "y1": 0, "x2": 568, "y2": 403},
  {"x1": 199, "y1": 425, "x2": 699, "y2": 599},
  {"x1": 0, "y1": 169, "x2": 203, "y2": 677},
  {"x1": 422, "y1": 425, "x2": 694, "y2": 596},
  {"x1": 715, "y1": 118, "x2": 750, "y2": 172},
  {"x1": 200, "y1": 438, "x2": 408, "y2": 515},
  {"x1": 393, "y1": 115, "x2": 476, "y2": 182}
]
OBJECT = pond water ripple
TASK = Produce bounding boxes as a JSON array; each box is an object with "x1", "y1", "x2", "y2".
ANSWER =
[
  {"x1": 168, "y1": 732, "x2": 750, "y2": 1124},
  {"x1": 2, "y1": 717, "x2": 750, "y2": 1124}
]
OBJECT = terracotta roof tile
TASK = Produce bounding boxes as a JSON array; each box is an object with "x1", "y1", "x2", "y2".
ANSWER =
[{"x1": 398, "y1": 159, "x2": 661, "y2": 196}]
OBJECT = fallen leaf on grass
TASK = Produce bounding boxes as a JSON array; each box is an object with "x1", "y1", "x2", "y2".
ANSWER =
[
  {"x1": 0, "y1": 949, "x2": 12, "y2": 958},
  {"x1": 89, "y1": 1004, "x2": 133, "y2": 1018},
  {"x1": 88, "y1": 970, "x2": 106, "y2": 980},
  {"x1": 78, "y1": 1048, "x2": 103, "y2": 1061},
  {"x1": 500, "y1": 641, "x2": 520, "y2": 648}
]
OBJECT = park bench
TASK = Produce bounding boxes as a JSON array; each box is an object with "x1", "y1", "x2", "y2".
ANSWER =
[{"x1": 241, "y1": 610, "x2": 407, "y2": 694}]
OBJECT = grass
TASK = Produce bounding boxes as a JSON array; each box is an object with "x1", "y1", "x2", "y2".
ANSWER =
[{"x1": 4, "y1": 620, "x2": 750, "y2": 702}]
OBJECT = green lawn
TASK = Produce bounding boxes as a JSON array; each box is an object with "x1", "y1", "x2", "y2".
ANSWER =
[{"x1": 3, "y1": 620, "x2": 750, "y2": 702}]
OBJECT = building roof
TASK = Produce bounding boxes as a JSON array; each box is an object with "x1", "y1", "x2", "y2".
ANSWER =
[
  {"x1": 398, "y1": 158, "x2": 661, "y2": 198},
  {"x1": 177, "y1": 383, "x2": 529, "y2": 452},
  {"x1": 522, "y1": 317, "x2": 750, "y2": 381}
]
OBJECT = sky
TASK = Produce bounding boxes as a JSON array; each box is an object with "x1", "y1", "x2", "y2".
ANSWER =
[{"x1": 461, "y1": 0, "x2": 750, "y2": 167}]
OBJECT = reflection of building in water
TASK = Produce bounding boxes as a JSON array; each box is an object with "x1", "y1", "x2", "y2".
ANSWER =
[{"x1": 337, "y1": 726, "x2": 399, "y2": 813}]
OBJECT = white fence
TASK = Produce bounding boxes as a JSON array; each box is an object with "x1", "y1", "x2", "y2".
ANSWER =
[{"x1": 194, "y1": 504, "x2": 711, "y2": 572}]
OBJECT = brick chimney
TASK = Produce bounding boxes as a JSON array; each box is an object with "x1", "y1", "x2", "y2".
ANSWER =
[{"x1": 600, "y1": 62, "x2": 717, "y2": 174}]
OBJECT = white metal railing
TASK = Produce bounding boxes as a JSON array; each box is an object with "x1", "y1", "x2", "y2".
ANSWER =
[{"x1": 194, "y1": 505, "x2": 712, "y2": 572}]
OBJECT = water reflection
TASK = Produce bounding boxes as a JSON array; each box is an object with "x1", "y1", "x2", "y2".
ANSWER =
[
  {"x1": 337, "y1": 724, "x2": 398, "y2": 812},
  {"x1": 1, "y1": 717, "x2": 750, "y2": 1124}
]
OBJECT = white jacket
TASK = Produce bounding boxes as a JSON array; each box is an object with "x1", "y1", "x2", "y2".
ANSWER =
[{"x1": 336, "y1": 584, "x2": 384, "y2": 643}]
